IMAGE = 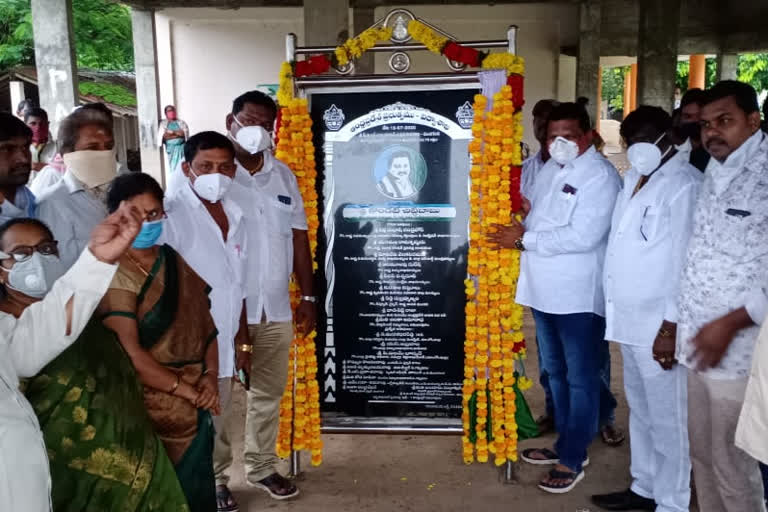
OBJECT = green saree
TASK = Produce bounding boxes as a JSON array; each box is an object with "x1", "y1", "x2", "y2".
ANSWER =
[{"x1": 24, "y1": 320, "x2": 190, "y2": 512}]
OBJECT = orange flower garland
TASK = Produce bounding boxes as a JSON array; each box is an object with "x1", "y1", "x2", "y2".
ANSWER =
[
  {"x1": 275, "y1": 98, "x2": 323, "y2": 466},
  {"x1": 463, "y1": 85, "x2": 526, "y2": 465}
]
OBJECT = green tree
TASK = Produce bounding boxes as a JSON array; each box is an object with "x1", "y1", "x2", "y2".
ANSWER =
[
  {"x1": 737, "y1": 53, "x2": 768, "y2": 94},
  {"x1": 601, "y1": 66, "x2": 629, "y2": 113},
  {"x1": 0, "y1": 0, "x2": 133, "y2": 71}
]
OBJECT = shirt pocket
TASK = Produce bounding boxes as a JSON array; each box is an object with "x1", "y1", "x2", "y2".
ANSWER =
[
  {"x1": 638, "y1": 205, "x2": 669, "y2": 243},
  {"x1": 716, "y1": 208, "x2": 768, "y2": 263},
  {"x1": 266, "y1": 199, "x2": 294, "y2": 237},
  {"x1": 543, "y1": 191, "x2": 578, "y2": 227}
]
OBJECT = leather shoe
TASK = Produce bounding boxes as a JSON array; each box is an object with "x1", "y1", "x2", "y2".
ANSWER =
[{"x1": 591, "y1": 489, "x2": 656, "y2": 511}]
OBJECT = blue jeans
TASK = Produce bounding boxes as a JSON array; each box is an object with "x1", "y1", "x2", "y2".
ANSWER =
[
  {"x1": 537, "y1": 333, "x2": 616, "y2": 426},
  {"x1": 533, "y1": 309, "x2": 605, "y2": 473}
]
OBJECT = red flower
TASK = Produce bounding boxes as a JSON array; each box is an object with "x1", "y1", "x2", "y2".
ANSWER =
[
  {"x1": 507, "y1": 74, "x2": 525, "y2": 111},
  {"x1": 443, "y1": 41, "x2": 482, "y2": 68},
  {"x1": 294, "y1": 55, "x2": 332, "y2": 77}
]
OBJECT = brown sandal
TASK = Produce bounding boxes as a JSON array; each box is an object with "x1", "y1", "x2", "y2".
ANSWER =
[{"x1": 248, "y1": 473, "x2": 299, "y2": 500}]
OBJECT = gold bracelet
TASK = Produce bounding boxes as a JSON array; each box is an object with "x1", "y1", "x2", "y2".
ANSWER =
[
  {"x1": 237, "y1": 344, "x2": 253, "y2": 353},
  {"x1": 169, "y1": 374, "x2": 181, "y2": 395}
]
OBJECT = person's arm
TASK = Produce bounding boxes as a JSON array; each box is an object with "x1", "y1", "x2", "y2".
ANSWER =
[
  {"x1": 8, "y1": 203, "x2": 140, "y2": 377},
  {"x1": 234, "y1": 299, "x2": 251, "y2": 381},
  {"x1": 293, "y1": 228, "x2": 317, "y2": 335},
  {"x1": 522, "y1": 171, "x2": 620, "y2": 256},
  {"x1": 653, "y1": 180, "x2": 700, "y2": 369},
  {"x1": 196, "y1": 336, "x2": 220, "y2": 414},
  {"x1": 102, "y1": 313, "x2": 200, "y2": 405}
]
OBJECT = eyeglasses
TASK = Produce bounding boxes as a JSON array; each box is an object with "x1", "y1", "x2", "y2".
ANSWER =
[
  {"x1": 143, "y1": 209, "x2": 166, "y2": 222},
  {"x1": 0, "y1": 241, "x2": 59, "y2": 262}
]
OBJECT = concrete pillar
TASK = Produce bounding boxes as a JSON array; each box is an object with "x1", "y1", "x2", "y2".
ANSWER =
[
  {"x1": 596, "y1": 66, "x2": 602, "y2": 130},
  {"x1": 717, "y1": 53, "x2": 739, "y2": 82},
  {"x1": 630, "y1": 63, "x2": 638, "y2": 112},
  {"x1": 689, "y1": 54, "x2": 706, "y2": 90},
  {"x1": 9, "y1": 81, "x2": 25, "y2": 116},
  {"x1": 637, "y1": 0, "x2": 680, "y2": 110},
  {"x1": 30, "y1": 0, "x2": 78, "y2": 137},
  {"x1": 131, "y1": 8, "x2": 163, "y2": 185},
  {"x1": 304, "y1": 0, "x2": 350, "y2": 46},
  {"x1": 352, "y1": 7, "x2": 376, "y2": 74},
  {"x1": 575, "y1": 0, "x2": 600, "y2": 124}
]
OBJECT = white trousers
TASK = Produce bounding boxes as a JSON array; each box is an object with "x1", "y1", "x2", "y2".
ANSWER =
[{"x1": 621, "y1": 343, "x2": 690, "y2": 512}]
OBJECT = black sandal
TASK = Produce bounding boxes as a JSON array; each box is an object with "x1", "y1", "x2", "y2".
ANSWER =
[
  {"x1": 538, "y1": 468, "x2": 585, "y2": 494},
  {"x1": 248, "y1": 473, "x2": 299, "y2": 500},
  {"x1": 216, "y1": 484, "x2": 239, "y2": 512},
  {"x1": 600, "y1": 424, "x2": 626, "y2": 446}
]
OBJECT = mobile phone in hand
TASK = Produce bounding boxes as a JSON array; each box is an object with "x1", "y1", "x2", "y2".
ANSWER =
[{"x1": 238, "y1": 369, "x2": 250, "y2": 390}]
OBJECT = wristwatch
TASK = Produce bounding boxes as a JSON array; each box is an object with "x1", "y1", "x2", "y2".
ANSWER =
[
  {"x1": 514, "y1": 237, "x2": 525, "y2": 251},
  {"x1": 301, "y1": 295, "x2": 318, "y2": 303}
]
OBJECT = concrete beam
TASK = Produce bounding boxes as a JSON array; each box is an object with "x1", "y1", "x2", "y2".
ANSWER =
[
  {"x1": 353, "y1": 7, "x2": 376, "y2": 74},
  {"x1": 131, "y1": 8, "x2": 164, "y2": 185},
  {"x1": 304, "y1": 0, "x2": 350, "y2": 47},
  {"x1": 716, "y1": 53, "x2": 739, "y2": 82},
  {"x1": 30, "y1": 0, "x2": 78, "y2": 137},
  {"x1": 637, "y1": 0, "x2": 680, "y2": 110},
  {"x1": 576, "y1": 0, "x2": 600, "y2": 126}
]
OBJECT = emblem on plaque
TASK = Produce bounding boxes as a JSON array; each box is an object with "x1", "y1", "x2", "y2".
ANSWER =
[
  {"x1": 384, "y1": 9, "x2": 415, "y2": 44},
  {"x1": 456, "y1": 101, "x2": 475, "y2": 129},
  {"x1": 323, "y1": 104, "x2": 345, "y2": 131},
  {"x1": 389, "y1": 52, "x2": 411, "y2": 74}
]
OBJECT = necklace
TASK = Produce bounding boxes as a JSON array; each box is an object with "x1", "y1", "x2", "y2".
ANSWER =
[{"x1": 126, "y1": 250, "x2": 164, "y2": 286}]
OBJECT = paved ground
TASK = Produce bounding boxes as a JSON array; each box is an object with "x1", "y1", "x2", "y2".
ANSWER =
[{"x1": 220, "y1": 310, "x2": 643, "y2": 512}]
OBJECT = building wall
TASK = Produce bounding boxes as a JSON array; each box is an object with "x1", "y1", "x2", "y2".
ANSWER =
[{"x1": 154, "y1": 3, "x2": 578, "y2": 150}]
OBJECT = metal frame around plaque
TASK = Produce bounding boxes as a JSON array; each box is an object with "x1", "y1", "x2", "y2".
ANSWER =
[{"x1": 284, "y1": 10, "x2": 520, "y2": 482}]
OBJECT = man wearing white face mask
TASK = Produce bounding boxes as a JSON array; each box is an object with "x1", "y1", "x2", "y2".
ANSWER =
[
  {"x1": 211, "y1": 90, "x2": 313, "y2": 508},
  {"x1": 592, "y1": 107, "x2": 701, "y2": 512},
  {"x1": 37, "y1": 108, "x2": 117, "y2": 270},
  {"x1": 161, "y1": 133, "x2": 252, "y2": 492},
  {"x1": 489, "y1": 102, "x2": 620, "y2": 493}
]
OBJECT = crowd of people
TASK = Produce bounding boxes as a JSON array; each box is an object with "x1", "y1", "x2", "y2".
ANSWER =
[
  {"x1": 2, "y1": 75, "x2": 768, "y2": 512},
  {"x1": 490, "y1": 80, "x2": 768, "y2": 511},
  {"x1": 0, "y1": 90, "x2": 314, "y2": 512}
]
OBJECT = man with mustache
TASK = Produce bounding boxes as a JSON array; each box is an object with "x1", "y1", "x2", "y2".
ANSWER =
[
  {"x1": 0, "y1": 113, "x2": 38, "y2": 224},
  {"x1": 676, "y1": 80, "x2": 768, "y2": 512},
  {"x1": 377, "y1": 151, "x2": 417, "y2": 199}
]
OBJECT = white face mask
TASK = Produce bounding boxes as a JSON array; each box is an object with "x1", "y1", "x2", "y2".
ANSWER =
[
  {"x1": 63, "y1": 149, "x2": 117, "y2": 188},
  {"x1": 231, "y1": 116, "x2": 273, "y2": 154},
  {"x1": 0, "y1": 252, "x2": 65, "y2": 298},
  {"x1": 626, "y1": 133, "x2": 671, "y2": 176},
  {"x1": 674, "y1": 138, "x2": 692, "y2": 155},
  {"x1": 190, "y1": 169, "x2": 232, "y2": 203},
  {"x1": 548, "y1": 136, "x2": 580, "y2": 165}
]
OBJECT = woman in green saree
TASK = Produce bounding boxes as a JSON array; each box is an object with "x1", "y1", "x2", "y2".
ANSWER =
[
  {"x1": 8, "y1": 219, "x2": 190, "y2": 512},
  {"x1": 159, "y1": 105, "x2": 189, "y2": 173}
]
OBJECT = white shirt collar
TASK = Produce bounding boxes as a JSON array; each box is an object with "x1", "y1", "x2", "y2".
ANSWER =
[
  {"x1": 706, "y1": 129, "x2": 765, "y2": 196},
  {"x1": 235, "y1": 151, "x2": 276, "y2": 180},
  {"x1": 62, "y1": 169, "x2": 86, "y2": 194}
]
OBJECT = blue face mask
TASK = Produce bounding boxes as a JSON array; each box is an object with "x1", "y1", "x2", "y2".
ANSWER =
[{"x1": 132, "y1": 220, "x2": 164, "y2": 249}]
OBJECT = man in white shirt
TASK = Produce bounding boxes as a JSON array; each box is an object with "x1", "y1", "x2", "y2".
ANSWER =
[
  {"x1": 676, "y1": 80, "x2": 768, "y2": 512},
  {"x1": 521, "y1": 99, "x2": 558, "y2": 200},
  {"x1": 490, "y1": 102, "x2": 620, "y2": 493},
  {"x1": 24, "y1": 108, "x2": 56, "y2": 175},
  {"x1": 0, "y1": 113, "x2": 38, "y2": 223},
  {"x1": 591, "y1": 106, "x2": 701, "y2": 512},
  {"x1": 161, "y1": 131, "x2": 251, "y2": 509},
  {"x1": 213, "y1": 91, "x2": 315, "y2": 506},
  {"x1": 0, "y1": 203, "x2": 142, "y2": 511},
  {"x1": 37, "y1": 107, "x2": 117, "y2": 269}
]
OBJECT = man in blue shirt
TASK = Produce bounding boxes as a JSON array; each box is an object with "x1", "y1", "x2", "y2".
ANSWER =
[{"x1": 0, "y1": 113, "x2": 37, "y2": 223}]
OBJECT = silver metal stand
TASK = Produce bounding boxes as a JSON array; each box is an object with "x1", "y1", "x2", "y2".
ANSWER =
[
  {"x1": 502, "y1": 461, "x2": 517, "y2": 484},
  {"x1": 289, "y1": 449, "x2": 301, "y2": 479}
]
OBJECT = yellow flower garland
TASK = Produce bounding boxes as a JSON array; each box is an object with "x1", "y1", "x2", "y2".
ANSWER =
[
  {"x1": 407, "y1": 20, "x2": 449, "y2": 54},
  {"x1": 275, "y1": 98, "x2": 323, "y2": 466},
  {"x1": 335, "y1": 27, "x2": 393, "y2": 67}
]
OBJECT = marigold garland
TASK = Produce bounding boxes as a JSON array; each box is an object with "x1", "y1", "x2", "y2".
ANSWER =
[
  {"x1": 275, "y1": 98, "x2": 323, "y2": 466},
  {"x1": 335, "y1": 27, "x2": 393, "y2": 67},
  {"x1": 463, "y1": 85, "x2": 526, "y2": 465}
]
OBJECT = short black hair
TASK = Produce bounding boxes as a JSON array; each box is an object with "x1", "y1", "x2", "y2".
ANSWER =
[
  {"x1": 703, "y1": 80, "x2": 759, "y2": 115},
  {"x1": 164, "y1": 105, "x2": 176, "y2": 113},
  {"x1": 106, "y1": 172, "x2": 164, "y2": 214},
  {"x1": 232, "y1": 90, "x2": 278, "y2": 119},
  {"x1": 532, "y1": 99, "x2": 559, "y2": 118},
  {"x1": 0, "y1": 112, "x2": 33, "y2": 142},
  {"x1": 680, "y1": 88, "x2": 705, "y2": 108},
  {"x1": 24, "y1": 107, "x2": 48, "y2": 123},
  {"x1": 57, "y1": 107, "x2": 113, "y2": 154},
  {"x1": 388, "y1": 151, "x2": 411, "y2": 168},
  {"x1": 548, "y1": 101, "x2": 591, "y2": 133},
  {"x1": 184, "y1": 131, "x2": 235, "y2": 163},
  {"x1": 620, "y1": 105, "x2": 672, "y2": 140},
  {"x1": 0, "y1": 218, "x2": 55, "y2": 251}
]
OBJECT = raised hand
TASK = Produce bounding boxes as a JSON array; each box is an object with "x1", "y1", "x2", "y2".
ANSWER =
[{"x1": 88, "y1": 201, "x2": 142, "y2": 264}]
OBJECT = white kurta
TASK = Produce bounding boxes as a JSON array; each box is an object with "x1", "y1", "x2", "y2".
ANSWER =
[
  {"x1": 0, "y1": 249, "x2": 117, "y2": 511},
  {"x1": 603, "y1": 152, "x2": 701, "y2": 512}
]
